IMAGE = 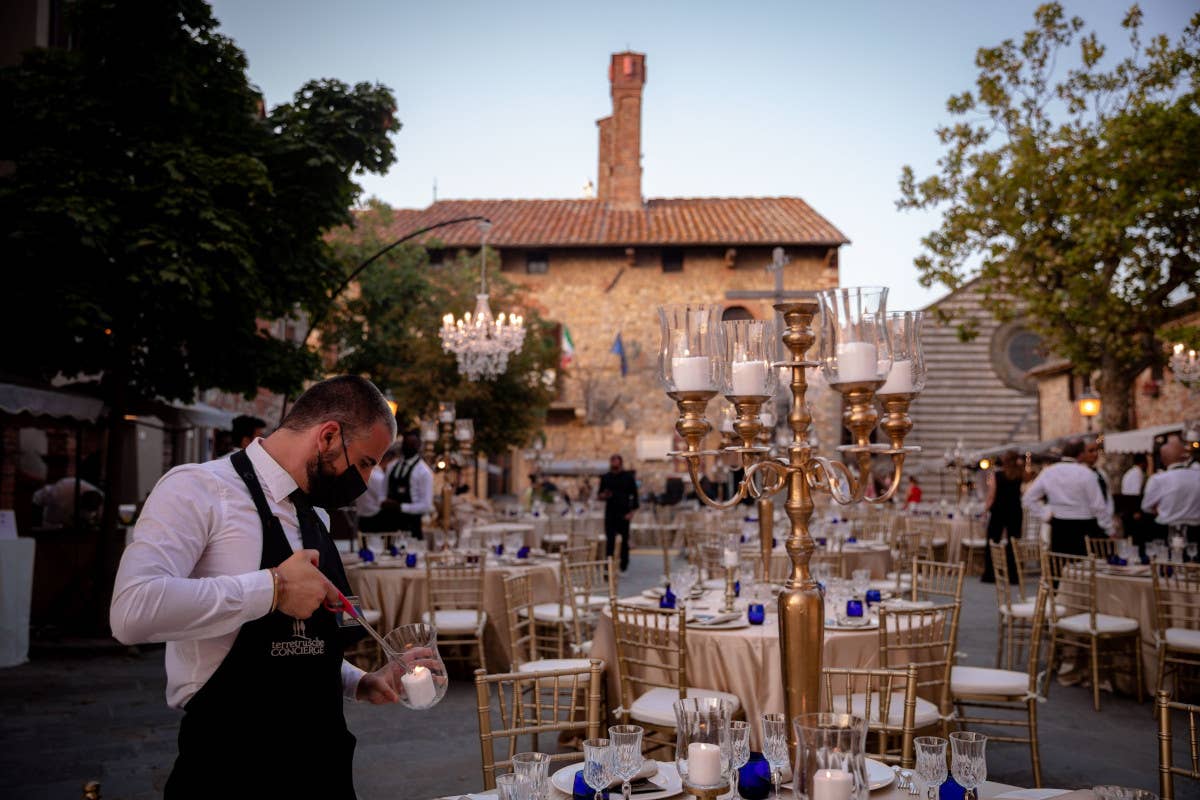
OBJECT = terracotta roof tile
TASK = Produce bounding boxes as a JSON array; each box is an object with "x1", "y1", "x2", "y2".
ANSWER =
[{"x1": 380, "y1": 197, "x2": 850, "y2": 249}]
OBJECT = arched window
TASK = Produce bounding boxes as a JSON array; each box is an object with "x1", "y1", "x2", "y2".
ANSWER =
[{"x1": 722, "y1": 306, "x2": 754, "y2": 322}]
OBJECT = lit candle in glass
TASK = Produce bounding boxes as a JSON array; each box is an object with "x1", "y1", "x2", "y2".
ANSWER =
[
  {"x1": 878, "y1": 358, "x2": 913, "y2": 394},
  {"x1": 672, "y1": 355, "x2": 714, "y2": 391},
  {"x1": 721, "y1": 318, "x2": 776, "y2": 398},
  {"x1": 731, "y1": 360, "x2": 768, "y2": 395},
  {"x1": 878, "y1": 311, "x2": 925, "y2": 395},
  {"x1": 686, "y1": 742, "x2": 723, "y2": 786},
  {"x1": 835, "y1": 342, "x2": 878, "y2": 383},
  {"x1": 812, "y1": 769, "x2": 853, "y2": 800},
  {"x1": 401, "y1": 664, "x2": 437, "y2": 708},
  {"x1": 659, "y1": 304, "x2": 720, "y2": 394},
  {"x1": 818, "y1": 287, "x2": 891, "y2": 386}
]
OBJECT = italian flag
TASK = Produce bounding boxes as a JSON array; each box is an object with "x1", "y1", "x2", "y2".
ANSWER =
[{"x1": 560, "y1": 326, "x2": 575, "y2": 369}]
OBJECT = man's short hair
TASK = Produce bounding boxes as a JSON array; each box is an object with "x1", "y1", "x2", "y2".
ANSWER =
[
  {"x1": 1132, "y1": 452, "x2": 1148, "y2": 467},
  {"x1": 231, "y1": 415, "x2": 266, "y2": 443},
  {"x1": 281, "y1": 376, "x2": 397, "y2": 440},
  {"x1": 1062, "y1": 438, "x2": 1085, "y2": 459}
]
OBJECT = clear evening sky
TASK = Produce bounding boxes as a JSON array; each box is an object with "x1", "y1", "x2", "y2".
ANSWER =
[{"x1": 208, "y1": 0, "x2": 1195, "y2": 311}]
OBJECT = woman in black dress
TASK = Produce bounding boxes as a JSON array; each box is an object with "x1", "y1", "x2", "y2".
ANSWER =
[{"x1": 981, "y1": 449, "x2": 1027, "y2": 583}]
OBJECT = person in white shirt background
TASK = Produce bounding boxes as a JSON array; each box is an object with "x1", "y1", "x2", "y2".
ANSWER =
[
  {"x1": 1117, "y1": 452, "x2": 1150, "y2": 554},
  {"x1": 354, "y1": 441, "x2": 400, "y2": 533},
  {"x1": 1022, "y1": 437, "x2": 1111, "y2": 556},
  {"x1": 110, "y1": 376, "x2": 404, "y2": 799},
  {"x1": 383, "y1": 429, "x2": 434, "y2": 540},
  {"x1": 1142, "y1": 432, "x2": 1200, "y2": 544}
]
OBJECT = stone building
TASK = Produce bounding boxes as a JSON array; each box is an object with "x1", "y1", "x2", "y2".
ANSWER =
[
  {"x1": 388, "y1": 52, "x2": 849, "y2": 496},
  {"x1": 907, "y1": 281, "x2": 1044, "y2": 502}
]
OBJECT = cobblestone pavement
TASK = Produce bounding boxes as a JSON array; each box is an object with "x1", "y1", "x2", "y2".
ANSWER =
[{"x1": 0, "y1": 551, "x2": 1175, "y2": 799}]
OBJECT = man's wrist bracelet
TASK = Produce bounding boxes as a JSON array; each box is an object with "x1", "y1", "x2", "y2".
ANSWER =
[{"x1": 269, "y1": 568, "x2": 281, "y2": 613}]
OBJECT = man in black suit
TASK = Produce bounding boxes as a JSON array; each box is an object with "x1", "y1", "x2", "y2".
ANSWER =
[{"x1": 598, "y1": 454, "x2": 639, "y2": 572}]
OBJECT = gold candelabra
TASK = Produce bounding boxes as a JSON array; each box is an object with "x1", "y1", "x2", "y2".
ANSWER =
[
  {"x1": 660, "y1": 295, "x2": 923, "y2": 749},
  {"x1": 428, "y1": 401, "x2": 474, "y2": 533}
]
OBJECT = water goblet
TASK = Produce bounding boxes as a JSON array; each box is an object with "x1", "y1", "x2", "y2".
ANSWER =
[
  {"x1": 949, "y1": 732, "x2": 987, "y2": 800},
  {"x1": 674, "y1": 564, "x2": 699, "y2": 608},
  {"x1": 583, "y1": 738, "x2": 614, "y2": 800},
  {"x1": 762, "y1": 712, "x2": 789, "y2": 800},
  {"x1": 608, "y1": 725, "x2": 644, "y2": 800},
  {"x1": 512, "y1": 751, "x2": 551, "y2": 800},
  {"x1": 1188, "y1": 542, "x2": 1198, "y2": 562},
  {"x1": 496, "y1": 773, "x2": 533, "y2": 800},
  {"x1": 728, "y1": 720, "x2": 751, "y2": 799},
  {"x1": 914, "y1": 736, "x2": 948, "y2": 800},
  {"x1": 851, "y1": 569, "x2": 871, "y2": 597}
]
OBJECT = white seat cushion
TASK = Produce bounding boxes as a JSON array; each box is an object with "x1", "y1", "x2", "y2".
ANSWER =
[
  {"x1": 575, "y1": 593, "x2": 610, "y2": 608},
  {"x1": 831, "y1": 692, "x2": 941, "y2": 729},
  {"x1": 629, "y1": 687, "x2": 742, "y2": 727},
  {"x1": 1002, "y1": 601, "x2": 1066, "y2": 619},
  {"x1": 1056, "y1": 612, "x2": 1138, "y2": 635},
  {"x1": 961, "y1": 538, "x2": 988, "y2": 548},
  {"x1": 951, "y1": 665, "x2": 1030, "y2": 697},
  {"x1": 1165, "y1": 627, "x2": 1200, "y2": 652},
  {"x1": 517, "y1": 657, "x2": 601, "y2": 674},
  {"x1": 421, "y1": 609, "x2": 486, "y2": 632},
  {"x1": 543, "y1": 533, "x2": 569, "y2": 543},
  {"x1": 528, "y1": 602, "x2": 575, "y2": 622}
]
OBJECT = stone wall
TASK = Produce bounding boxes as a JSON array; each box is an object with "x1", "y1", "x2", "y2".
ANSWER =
[{"x1": 499, "y1": 244, "x2": 842, "y2": 497}]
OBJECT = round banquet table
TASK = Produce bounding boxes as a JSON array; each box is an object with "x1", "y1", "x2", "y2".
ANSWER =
[
  {"x1": 1094, "y1": 567, "x2": 1156, "y2": 693},
  {"x1": 589, "y1": 589, "x2": 935, "y2": 749},
  {"x1": 346, "y1": 555, "x2": 561, "y2": 670}
]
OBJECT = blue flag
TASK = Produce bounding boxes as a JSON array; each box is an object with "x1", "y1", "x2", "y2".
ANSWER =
[{"x1": 611, "y1": 333, "x2": 628, "y2": 377}]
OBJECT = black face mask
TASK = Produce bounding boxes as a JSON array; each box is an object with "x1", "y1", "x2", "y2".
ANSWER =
[{"x1": 307, "y1": 432, "x2": 368, "y2": 510}]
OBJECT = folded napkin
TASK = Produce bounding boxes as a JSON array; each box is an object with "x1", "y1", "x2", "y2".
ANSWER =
[{"x1": 688, "y1": 611, "x2": 741, "y2": 626}]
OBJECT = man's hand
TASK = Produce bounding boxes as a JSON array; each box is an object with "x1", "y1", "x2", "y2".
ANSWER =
[
  {"x1": 624, "y1": 511, "x2": 635, "y2": 520},
  {"x1": 275, "y1": 548, "x2": 337, "y2": 619},
  {"x1": 356, "y1": 667, "x2": 400, "y2": 705}
]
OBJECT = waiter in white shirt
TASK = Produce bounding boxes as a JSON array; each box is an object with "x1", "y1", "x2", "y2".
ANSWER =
[
  {"x1": 355, "y1": 442, "x2": 400, "y2": 533},
  {"x1": 111, "y1": 376, "x2": 403, "y2": 799},
  {"x1": 1142, "y1": 433, "x2": 1200, "y2": 543},
  {"x1": 383, "y1": 429, "x2": 434, "y2": 540},
  {"x1": 1023, "y1": 438, "x2": 1111, "y2": 556}
]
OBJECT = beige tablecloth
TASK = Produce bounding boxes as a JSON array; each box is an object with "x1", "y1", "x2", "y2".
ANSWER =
[
  {"x1": 771, "y1": 544, "x2": 892, "y2": 579},
  {"x1": 347, "y1": 557, "x2": 561, "y2": 670},
  {"x1": 1094, "y1": 570, "x2": 1156, "y2": 693},
  {"x1": 591, "y1": 591, "x2": 898, "y2": 749}
]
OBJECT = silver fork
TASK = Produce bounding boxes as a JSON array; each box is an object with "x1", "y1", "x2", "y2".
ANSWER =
[{"x1": 903, "y1": 770, "x2": 919, "y2": 795}]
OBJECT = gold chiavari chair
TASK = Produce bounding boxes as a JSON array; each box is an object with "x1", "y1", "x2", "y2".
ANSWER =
[
  {"x1": 810, "y1": 549, "x2": 847, "y2": 581},
  {"x1": 543, "y1": 514, "x2": 572, "y2": 553},
  {"x1": 503, "y1": 573, "x2": 594, "y2": 671},
  {"x1": 952, "y1": 583, "x2": 1051, "y2": 787},
  {"x1": 990, "y1": 542, "x2": 1030, "y2": 670},
  {"x1": 822, "y1": 665, "x2": 919, "y2": 768},
  {"x1": 474, "y1": 659, "x2": 604, "y2": 789},
  {"x1": 610, "y1": 601, "x2": 741, "y2": 756},
  {"x1": 1042, "y1": 550, "x2": 1143, "y2": 711},
  {"x1": 1151, "y1": 562, "x2": 1200, "y2": 699},
  {"x1": 423, "y1": 551, "x2": 488, "y2": 671},
  {"x1": 956, "y1": 517, "x2": 989, "y2": 576},
  {"x1": 1012, "y1": 537, "x2": 1043, "y2": 603},
  {"x1": 877, "y1": 601, "x2": 961, "y2": 736},
  {"x1": 1157, "y1": 690, "x2": 1200, "y2": 800},
  {"x1": 910, "y1": 558, "x2": 965, "y2": 606},
  {"x1": 563, "y1": 557, "x2": 616, "y2": 654},
  {"x1": 1085, "y1": 536, "x2": 1119, "y2": 560}
]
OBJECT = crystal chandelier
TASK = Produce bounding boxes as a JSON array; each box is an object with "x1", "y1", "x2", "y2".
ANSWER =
[
  {"x1": 439, "y1": 222, "x2": 526, "y2": 381},
  {"x1": 1170, "y1": 342, "x2": 1200, "y2": 391}
]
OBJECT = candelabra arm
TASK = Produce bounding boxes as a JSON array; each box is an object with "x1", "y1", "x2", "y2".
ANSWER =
[
  {"x1": 864, "y1": 455, "x2": 906, "y2": 504},
  {"x1": 806, "y1": 456, "x2": 857, "y2": 505},
  {"x1": 684, "y1": 456, "x2": 751, "y2": 510},
  {"x1": 744, "y1": 458, "x2": 789, "y2": 497}
]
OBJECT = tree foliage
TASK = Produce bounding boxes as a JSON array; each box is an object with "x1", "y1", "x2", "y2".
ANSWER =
[
  {"x1": 0, "y1": 0, "x2": 398, "y2": 406},
  {"x1": 899, "y1": 3, "x2": 1200, "y2": 430},
  {"x1": 321, "y1": 202, "x2": 559, "y2": 456}
]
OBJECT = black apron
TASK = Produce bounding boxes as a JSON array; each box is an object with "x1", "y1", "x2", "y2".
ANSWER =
[
  {"x1": 164, "y1": 450, "x2": 360, "y2": 800},
  {"x1": 388, "y1": 457, "x2": 423, "y2": 539}
]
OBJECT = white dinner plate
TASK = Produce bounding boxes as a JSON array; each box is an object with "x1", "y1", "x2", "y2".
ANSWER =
[
  {"x1": 687, "y1": 615, "x2": 751, "y2": 631},
  {"x1": 550, "y1": 761, "x2": 683, "y2": 799},
  {"x1": 865, "y1": 757, "x2": 894, "y2": 791},
  {"x1": 825, "y1": 619, "x2": 879, "y2": 631}
]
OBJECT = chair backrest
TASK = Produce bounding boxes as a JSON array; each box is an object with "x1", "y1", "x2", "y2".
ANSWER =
[
  {"x1": 877, "y1": 601, "x2": 960, "y2": 718},
  {"x1": 910, "y1": 559, "x2": 965, "y2": 605},
  {"x1": 1157, "y1": 690, "x2": 1200, "y2": 800},
  {"x1": 895, "y1": 530, "x2": 935, "y2": 564},
  {"x1": 822, "y1": 664, "x2": 919, "y2": 767},
  {"x1": 547, "y1": 515, "x2": 573, "y2": 537},
  {"x1": 1025, "y1": 582, "x2": 1052, "y2": 697},
  {"x1": 810, "y1": 549, "x2": 846, "y2": 581},
  {"x1": 563, "y1": 557, "x2": 615, "y2": 646},
  {"x1": 988, "y1": 542, "x2": 1015, "y2": 612},
  {"x1": 1151, "y1": 562, "x2": 1200, "y2": 638},
  {"x1": 474, "y1": 659, "x2": 605, "y2": 789},
  {"x1": 1085, "y1": 536, "x2": 1118, "y2": 560},
  {"x1": 1012, "y1": 537, "x2": 1042, "y2": 602},
  {"x1": 610, "y1": 601, "x2": 687, "y2": 710},
  {"x1": 502, "y1": 572, "x2": 557, "y2": 667},
  {"x1": 1041, "y1": 550, "x2": 1095, "y2": 625},
  {"x1": 425, "y1": 551, "x2": 485, "y2": 618},
  {"x1": 560, "y1": 545, "x2": 592, "y2": 565}
]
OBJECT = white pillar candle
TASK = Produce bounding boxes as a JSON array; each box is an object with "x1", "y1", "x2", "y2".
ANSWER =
[
  {"x1": 878, "y1": 358, "x2": 914, "y2": 394},
  {"x1": 835, "y1": 342, "x2": 878, "y2": 383},
  {"x1": 812, "y1": 769, "x2": 853, "y2": 800},
  {"x1": 686, "y1": 742, "x2": 723, "y2": 786},
  {"x1": 401, "y1": 664, "x2": 437, "y2": 708},
  {"x1": 672, "y1": 356, "x2": 713, "y2": 391},
  {"x1": 731, "y1": 359, "x2": 768, "y2": 395},
  {"x1": 723, "y1": 547, "x2": 739, "y2": 567}
]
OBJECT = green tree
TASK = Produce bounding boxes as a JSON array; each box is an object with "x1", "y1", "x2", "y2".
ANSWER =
[
  {"x1": 0, "y1": 0, "x2": 397, "y2": 622},
  {"x1": 899, "y1": 4, "x2": 1200, "y2": 433},
  {"x1": 322, "y1": 202, "x2": 559, "y2": 457}
]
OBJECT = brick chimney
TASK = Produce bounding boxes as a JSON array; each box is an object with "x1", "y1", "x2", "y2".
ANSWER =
[{"x1": 596, "y1": 52, "x2": 645, "y2": 211}]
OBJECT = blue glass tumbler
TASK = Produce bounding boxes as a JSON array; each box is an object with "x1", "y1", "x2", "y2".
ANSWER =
[{"x1": 747, "y1": 603, "x2": 765, "y2": 625}]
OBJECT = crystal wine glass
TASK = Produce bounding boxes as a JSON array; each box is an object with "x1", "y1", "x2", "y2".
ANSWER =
[
  {"x1": 583, "y1": 738, "x2": 613, "y2": 800},
  {"x1": 762, "y1": 712, "x2": 789, "y2": 800},
  {"x1": 914, "y1": 736, "x2": 948, "y2": 800},
  {"x1": 674, "y1": 564, "x2": 699, "y2": 608},
  {"x1": 728, "y1": 720, "x2": 751, "y2": 799},
  {"x1": 609, "y1": 725, "x2": 644, "y2": 800},
  {"x1": 949, "y1": 732, "x2": 987, "y2": 800},
  {"x1": 1188, "y1": 542, "x2": 1198, "y2": 562},
  {"x1": 495, "y1": 773, "x2": 533, "y2": 800},
  {"x1": 511, "y1": 752, "x2": 550, "y2": 800}
]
